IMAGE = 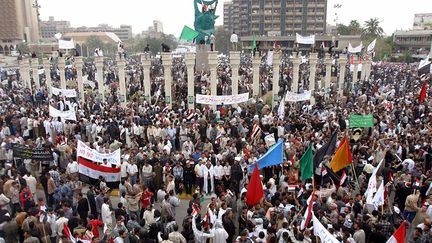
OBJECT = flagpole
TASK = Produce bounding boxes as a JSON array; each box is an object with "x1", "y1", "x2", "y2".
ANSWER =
[{"x1": 350, "y1": 165, "x2": 360, "y2": 191}]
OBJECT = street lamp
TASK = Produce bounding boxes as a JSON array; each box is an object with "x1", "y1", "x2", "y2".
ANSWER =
[{"x1": 32, "y1": 0, "x2": 42, "y2": 57}]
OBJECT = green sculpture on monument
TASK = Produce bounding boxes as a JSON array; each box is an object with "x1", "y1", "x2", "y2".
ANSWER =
[{"x1": 193, "y1": 0, "x2": 218, "y2": 44}]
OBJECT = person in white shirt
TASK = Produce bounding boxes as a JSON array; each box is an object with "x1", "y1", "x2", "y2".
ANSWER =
[
  {"x1": 127, "y1": 161, "x2": 138, "y2": 185},
  {"x1": 120, "y1": 159, "x2": 129, "y2": 180},
  {"x1": 203, "y1": 161, "x2": 215, "y2": 195},
  {"x1": 230, "y1": 31, "x2": 239, "y2": 51},
  {"x1": 101, "y1": 198, "x2": 113, "y2": 236},
  {"x1": 211, "y1": 221, "x2": 229, "y2": 243},
  {"x1": 66, "y1": 161, "x2": 79, "y2": 178},
  {"x1": 23, "y1": 173, "x2": 37, "y2": 203},
  {"x1": 214, "y1": 161, "x2": 225, "y2": 188},
  {"x1": 55, "y1": 211, "x2": 69, "y2": 238}
]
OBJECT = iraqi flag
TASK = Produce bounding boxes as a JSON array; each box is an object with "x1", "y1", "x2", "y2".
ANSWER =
[
  {"x1": 63, "y1": 223, "x2": 76, "y2": 243},
  {"x1": 386, "y1": 222, "x2": 406, "y2": 243},
  {"x1": 78, "y1": 157, "x2": 121, "y2": 188},
  {"x1": 300, "y1": 190, "x2": 315, "y2": 230},
  {"x1": 418, "y1": 57, "x2": 431, "y2": 80},
  {"x1": 191, "y1": 203, "x2": 200, "y2": 217}
]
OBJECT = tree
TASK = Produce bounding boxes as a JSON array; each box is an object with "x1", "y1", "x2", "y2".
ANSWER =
[
  {"x1": 337, "y1": 20, "x2": 362, "y2": 35},
  {"x1": 16, "y1": 42, "x2": 30, "y2": 54},
  {"x1": 85, "y1": 36, "x2": 104, "y2": 54},
  {"x1": 362, "y1": 18, "x2": 384, "y2": 39},
  {"x1": 214, "y1": 26, "x2": 230, "y2": 54}
]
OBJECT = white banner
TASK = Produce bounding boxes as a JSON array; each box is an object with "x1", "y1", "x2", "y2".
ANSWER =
[
  {"x1": 285, "y1": 90, "x2": 311, "y2": 102},
  {"x1": 348, "y1": 42, "x2": 363, "y2": 53},
  {"x1": 59, "y1": 39, "x2": 75, "y2": 49},
  {"x1": 49, "y1": 106, "x2": 77, "y2": 121},
  {"x1": 51, "y1": 87, "x2": 77, "y2": 98},
  {"x1": 312, "y1": 213, "x2": 340, "y2": 243},
  {"x1": 196, "y1": 93, "x2": 249, "y2": 105},
  {"x1": 296, "y1": 33, "x2": 315, "y2": 45},
  {"x1": 77, "y1": 140, "x2": 121, "y2": 166},
  {"x1": 38, "y1": 68, "x2": 45, "y2": 75}
]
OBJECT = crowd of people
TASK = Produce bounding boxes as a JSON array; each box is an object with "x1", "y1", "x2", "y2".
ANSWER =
[{"x1": 0, "y1": 47, "x2": 431, "y2": 243}]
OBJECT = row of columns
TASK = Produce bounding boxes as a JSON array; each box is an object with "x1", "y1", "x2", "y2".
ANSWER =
[{"x1": 17, "y1": 52, "x2": 373, "y2": 110}]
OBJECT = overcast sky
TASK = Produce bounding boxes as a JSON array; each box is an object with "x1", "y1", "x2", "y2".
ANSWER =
[{"x1": 38, "y1": 0, "x2": 432, "y2": 37}]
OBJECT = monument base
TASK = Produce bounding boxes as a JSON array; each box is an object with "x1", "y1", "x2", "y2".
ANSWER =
[{"x1": 195, "y1": 44, "x2": 210, "y2": 72}]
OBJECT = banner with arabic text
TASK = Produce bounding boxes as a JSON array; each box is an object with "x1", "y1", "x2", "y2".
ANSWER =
[
  {"x1": 196, "y1": 93, "x2": 249, "y2": 105},
  {"x1": 285, "y1": 91, "x2": 311, "y2": 102}
]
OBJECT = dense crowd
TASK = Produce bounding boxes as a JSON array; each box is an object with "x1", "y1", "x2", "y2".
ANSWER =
[{"x1": 0, "y1": 50, "x2": 430, "y2": 243}]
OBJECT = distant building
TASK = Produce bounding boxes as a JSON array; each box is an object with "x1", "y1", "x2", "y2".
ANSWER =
[
  {"x1": 40, "y1": 16, "x2": 71, "y2": 40},
  {"x1": 153, "y1": 20, "x2": 164, "y2": 33},
  {"x1": 414, "y1": 13, "x2": 432, "y2": 30},
  {"x1": 393, "y1": 29, "x2": 432, "y2": 54},
  {"x1": 70, "y1": 24, "x2": 132, "y2": 42},
  {"x1": 223, "y1": 0, "x2": 327, "y2": 37},
  {"x1": 0, "y1": 0, "x2": 40, "y2": 54},
  {"x1": 62, "y1": 32, "x2": 121, "y2": 57}
]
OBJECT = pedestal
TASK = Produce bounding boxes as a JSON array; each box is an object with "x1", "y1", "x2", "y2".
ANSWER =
[
  {"x1": 58, "y1": 57, "x2": 66, "y2": 89},
  {"x1": 353, "y1": 56, "x2": 358, "y2": 84},
  {"x1": 252, "y1": 56, "x2": 260, "y2": 97},
  {"x1": 309, "y1": 53, "x2": 318, "y2": 104},
  {"x1": 95, "y1": 56, "x2": 105, "y2": 102},
  {"x1": 31, "y1": 58, "x2": 40, "y2": 92},
  {"x1": 324, "y1": 57, "x2": 332, "y2": 99},
  {"x1": 291, "y1": 57, "x2": 300, "y2": 93},
  {"x1": 75, "y1": 57, "x2": 84, "y2": 103},
  {"x1": 338, "y1": 56, "x2": 347, "y2": 97},
  {"x1": 230, "y1": 51, "x2": 240, "y2": 95},
  {"x1": 272, "y1": 53, "x2": 281, "y2": 106},
  {"x1": 117, "y1": 57, "x2": 127, "y2": 107},
  {"x1": 208, "y1": 52, "x2": 218, "y2": 110},
  {"x1": 185, "y1": 52, "x2": 196, "y2": 109},
  {"x1": 161, "y1": 53, "x2": 173, "y2": 109},
  {"x1": 141, "y1": 54, "x2": 151, "y2": 102},
  {"x1": 361, "y1": 58, "x2": 367, "y2": 81}
]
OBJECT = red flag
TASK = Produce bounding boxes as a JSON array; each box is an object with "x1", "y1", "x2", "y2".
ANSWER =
[
  {"x1": 386, "y1": 222, "x2": 405, "y2": 243},
  {"x1": 63, "y1": 223, "x2": 74, "y2": 242},
  {"x1": 419, "y1": 81, "x2": 427, "y2": 103},
  {"x1": 300, "y1": 190, "x2": 316, "y2": 230},
  {"x1": 246, "y1": 164, "x2": 264, "y2": 205}
]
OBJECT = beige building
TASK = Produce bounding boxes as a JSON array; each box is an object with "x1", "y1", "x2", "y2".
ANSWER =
[
  {"x1": 0, "y1": 0, "x2": 40, "y2": 51},
  {"x1": 40, "y1": 16, "x2": 71, "y2": 40},
  {"x1": 394, "y1": 30, "x2": 432, "y2": 54},
  {"x1": 223, "y1": 0, "x2": 327, "y2": 37}
]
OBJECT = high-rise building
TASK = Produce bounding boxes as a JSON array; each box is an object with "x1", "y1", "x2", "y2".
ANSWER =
[
  {"x1": 223, "y1": 0, "x2": 327, "y2": 37},
  {"x1": 70, "y1": 24, "x2": 132, "y2": 42},
  {"x1": 414, "y1": 13, "x2": 432, "y2": 30},
  {"x1": 223, "y1": 2, "x2": 234, "y2": 32},
  {"x1": 153, "y1": 20, "x2": 164, "y2": 33},
  {"x1": 40, "y1": 16, "x2": 71, "y2": 40},
  {"x1": 0, "y1": 0, "x2": 40, "y2": 44}
]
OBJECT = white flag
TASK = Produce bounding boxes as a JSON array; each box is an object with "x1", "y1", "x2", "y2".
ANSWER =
[
  {"x1": 367, "y1": 39, "x2": 377, "y2": 53},
  {"x1": 59, "y1": 39, "x2": 75, "y2": 49},
  {"x1": 278, "y1": 96, "x2": 285, "y2": 119},
  {"x1": 312, "y1": 213, "x2": 340, "y2": 243},
  {"x1": 365, "y1": 159, "x2": 384, "y2": 204},
  {"x1": 372, "y1": 182, "x2": 385, "y2": 209},
  {"x1": 54, "y1": 32, "x2": 62, "y2": 40}
]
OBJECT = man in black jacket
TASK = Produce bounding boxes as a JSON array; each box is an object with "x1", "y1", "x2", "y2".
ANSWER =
[
  {"x1": 77, "y1": 192, "x2": 89, "y2": 224},
  {"x1": 223, "y1": 209, "x2": 236, "y2": 243},
  {"x1": 183, "y1": 161, "x2": 195, "y2": 195}
]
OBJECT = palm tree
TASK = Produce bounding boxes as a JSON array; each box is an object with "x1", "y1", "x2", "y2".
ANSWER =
[{"x1": 362, "y1": 18, "x2": 384, "y2": 38}]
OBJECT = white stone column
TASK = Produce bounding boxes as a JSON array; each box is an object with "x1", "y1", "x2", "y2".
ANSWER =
[
  {"x1": 161, "y1": 53, "x2": 173, "y2": 109},
  {"x1": 309, "y1": 53, "x2": 318, "y2": 91},
  {"x1": 361, "y1": 58, "x2": 367, "y2": 81},
  {"x1": 95, "y1": 56, "x2": 105, "y2": 101},
  {"x1": 338, "y1": 55, "x2": 347, "y2": 97},
  {"x1": 58, "y1": 57, "x2": 66, "y2": 89},
  {"x1": 24, "y1": 59, "x2": 31, "y2": 91},
  {"x1": 353, "y1": 56, "x2": 358, "y2": 83},
  {"x1": 75, "y1": 57, "x2": 84, "y2": 103},
  {"x1": 365, "y1": 59, "x2": 372, "y2": 81},
  {"x1": 291, "y1": 57, "x2": 300, "y2": 92},
  {"x1": 141, "y1": 54, "x2": 151, "y2": 102},
  {"x1": 252, "y1": 56, "x2": 260, "y2": 97},
  {"x1": 43, "y1": 59, "x2": 52, "y2": 97},
  {"x1": 117, "y1": 57, "x2": 127, "y2": 107},
  {"x1": 208, "y1": 52, "x2": 218, "y2": 109},
  {"x1": 324, "y1": 56, "x2": 332, "y2": 99},
  {"x1": 185, "y1": 52, "x2": 196, "y2": 109},
  {"x1": 19, "y1": 59, "x2": 28, "y2": 89},
  {"x1": 272, "y1": 53, "x2": 281, "y2": 105},
  {"x1": 230, "y1": 51, "x2": 240, "y2": 95},
  {"x1": 31, "y1": 58, "x2": 40, "y2": 92}
]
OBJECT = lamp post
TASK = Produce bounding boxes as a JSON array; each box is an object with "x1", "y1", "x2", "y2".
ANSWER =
[{"x1": 32, "y1": 0, "x2": 42, "y2": 57}]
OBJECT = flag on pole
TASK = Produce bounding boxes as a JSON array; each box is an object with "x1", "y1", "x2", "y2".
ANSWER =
[
  {"x1": 419, "y1": 81, "x2": 427, "y2": 103},
  {"x1": 300, "y1": 190, "x2": 316, "y2": 230},
  {"x1": 179, "y1": 26, "x2": 200, "y2": 41},
  {"x1": 300, "y1": 144, "x2": 314, "y2": 182},
  {"x1": 63, "y1": 223, "x2": 76, "y2": 243},
  {"x1": 365, "y1": 159, "x2": 384, "y2": 204},
  {"x1": 249, "y1": 139, "x2": 283, "y2": 171},
  {"x1": 191, "y1": 203, "x2": 200, "y2": 217},
  {"x1": 372, "y1": 182, "x2": 385, "y2": 209},
  {"x1": 386, "y1": 222, "x2": 406, "y2": 243},
  {"x1": 246, "y1": 163, "x2": 264, "y2": 205},
  {"x1": 313, "y1": 131, "x2": 337, "y2": 167},
  {"x1": 329, "y1": 135, "x2": 352, "y2": 172},
  {"x1": 367, "y1": 39, "x2": 377, "y2": 53},
  {"x1": 337, "y1": 170, "x2": 347, "y2": 191},
  {"x1": 312, "y1": 213, "x2": 340, "y2": 243},
  {"x1": 252, "y1": 34, "x2": 257, "y2": 50}
]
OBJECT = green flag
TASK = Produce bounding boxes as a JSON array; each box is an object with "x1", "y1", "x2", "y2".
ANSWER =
[
  {"x1": 300, "y1": 144, "x2": 314, "y2": 182},
  {"x1": 252, "y1": 34, "x2": 257, "y2": 50},
  {"x1": 179, "y1": 26, "x2": 200, "y2": 41},
  {"x1": 349, "y1": 114, "x2": 374, "y2": 128}
]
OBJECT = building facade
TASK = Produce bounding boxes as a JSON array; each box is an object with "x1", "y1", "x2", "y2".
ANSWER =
[
  {"x1": 393, "y1": 30, "x2": 432, "y2": 54},
  {"x1": 414, "y1": 13, "x2": 432, "y2": 30},
  {"x1": 153, "y1": 20, "x2": 164, "y2": 33},
  {"x1": 40, "y1": 16, "x2": 71, "y2": 40},
  {"x1": 223, "y1": 0, "x2": 327, "y2": 37},
  {"x1": 0, "y1": 0, "x2": 40, "y2": 46},
  {"x1": 71, "y1": 24, "x2": 132, "y2": 42}
]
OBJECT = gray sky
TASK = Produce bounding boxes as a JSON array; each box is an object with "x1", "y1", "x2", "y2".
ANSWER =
[{"x1": 38, "y1": 0, "x2": 432, "y2": 37}]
